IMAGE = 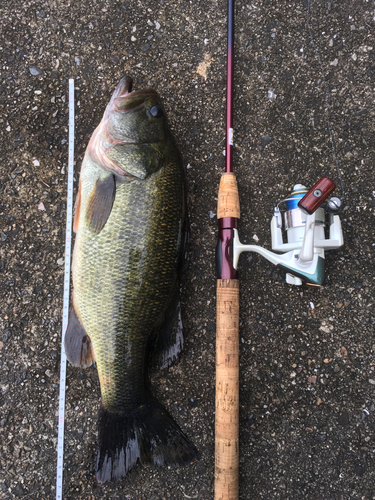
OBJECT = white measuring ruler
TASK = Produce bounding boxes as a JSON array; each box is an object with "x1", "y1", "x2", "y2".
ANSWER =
[{"x1": 56, "y1": 78, "x2": 75, "y2": 500}]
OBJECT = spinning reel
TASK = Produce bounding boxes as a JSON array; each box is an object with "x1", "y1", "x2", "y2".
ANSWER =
[{"x1": 233, "y1": 177, "x2": 344, "y2": 286}]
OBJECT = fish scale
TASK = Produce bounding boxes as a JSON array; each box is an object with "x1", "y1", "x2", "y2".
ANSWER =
[{"x1": 74, "y1": 164, "x2": 182, "y2": 409}]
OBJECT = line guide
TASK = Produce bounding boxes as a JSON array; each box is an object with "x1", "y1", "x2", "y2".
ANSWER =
[{"x1": 56, "y1": 78, "x2": 74, "y2": 500}]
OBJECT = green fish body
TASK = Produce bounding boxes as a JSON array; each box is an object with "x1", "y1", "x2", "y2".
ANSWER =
[{"x1": 65, "y1": 76, "x2": 198, "y2": 482}]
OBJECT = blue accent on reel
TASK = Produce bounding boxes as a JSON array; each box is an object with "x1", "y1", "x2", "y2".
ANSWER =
[{"x1": 286, "y1": 189, "x2": 308, "y2": 211}]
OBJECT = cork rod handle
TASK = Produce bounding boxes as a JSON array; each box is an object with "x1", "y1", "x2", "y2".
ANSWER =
[
  {"x1": 215, "y1": 171, "x2": 240, "y2": 500},
  {"x1": 215, "y1": 279, "x2": 240, "y2": 500},
  {"x1": 217, "y1": 172, "x2": 241, "y2": 219}
]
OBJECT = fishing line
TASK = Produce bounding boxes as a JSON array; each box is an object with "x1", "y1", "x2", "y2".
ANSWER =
[
  {"x1": 56, "y1": 78, "x2": 75, "y2": 500},
  {"x1": 306, "y1": 0, "x2": 345, "y2": 201}
]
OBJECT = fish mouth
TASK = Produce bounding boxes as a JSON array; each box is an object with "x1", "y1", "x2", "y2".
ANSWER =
[
  {"x1": 111, "y1": 76, "x2": 158, "y2": 113},
  {"x1": 113, "y1": 75, "x2": 133, "y2": 98}
]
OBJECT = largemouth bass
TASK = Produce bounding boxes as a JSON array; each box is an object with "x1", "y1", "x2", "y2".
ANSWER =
[{"x1": 64, "y1": 75, "x2": 199, "y2": 483}]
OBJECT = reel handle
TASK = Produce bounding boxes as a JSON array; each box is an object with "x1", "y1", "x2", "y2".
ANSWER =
[{"x1": 298, "y1": 177, "x2": 336, "y2": 215}]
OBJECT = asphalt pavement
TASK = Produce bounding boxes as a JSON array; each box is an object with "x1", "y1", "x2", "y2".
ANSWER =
[{"x1": 1, "y1": 0, "x2": 375, "y2": 498}]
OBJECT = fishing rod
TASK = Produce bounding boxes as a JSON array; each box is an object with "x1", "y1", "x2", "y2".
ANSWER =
[
  {"x1": 214, "y1": 1, "x2": 240, "y2": 498},
  {"x1": 214, "y1": 1, "x2": 344, "y2": 499}
]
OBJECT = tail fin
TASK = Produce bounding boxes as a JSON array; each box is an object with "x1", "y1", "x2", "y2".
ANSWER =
[{"x1": 96, "y1": 398, "x2": 199, "y2": 483}]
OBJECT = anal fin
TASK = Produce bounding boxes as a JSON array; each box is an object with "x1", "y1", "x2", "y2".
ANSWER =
[{"x1": 65, "y1": 305, "x2": 94, "y2": 368}]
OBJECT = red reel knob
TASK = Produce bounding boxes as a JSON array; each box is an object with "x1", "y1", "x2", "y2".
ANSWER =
[{"x1": 298, "y1": 177, "x2": 336, "y2": 215}]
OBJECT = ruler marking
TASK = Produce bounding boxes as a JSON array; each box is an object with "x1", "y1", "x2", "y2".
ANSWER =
[{"x1": 56, "y1": 78, "x2": 74, "y2": 500}]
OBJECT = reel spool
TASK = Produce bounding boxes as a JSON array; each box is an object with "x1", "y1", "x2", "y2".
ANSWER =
[{"x1": 232, "y1": 177, "x2": 344, "y2": 286}]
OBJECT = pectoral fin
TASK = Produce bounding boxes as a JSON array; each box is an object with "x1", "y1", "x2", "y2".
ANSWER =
[
  {"x1": 65, "y1": 305, "x2": 94, "y2": 368},
  {"x1": 85, "y1": 174, "x2": 116, "y2": 234}
]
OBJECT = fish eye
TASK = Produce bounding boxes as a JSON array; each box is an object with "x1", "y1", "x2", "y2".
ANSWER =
[{"x1": 149, "y1": 105, "x2": 164, "y2": 118}]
